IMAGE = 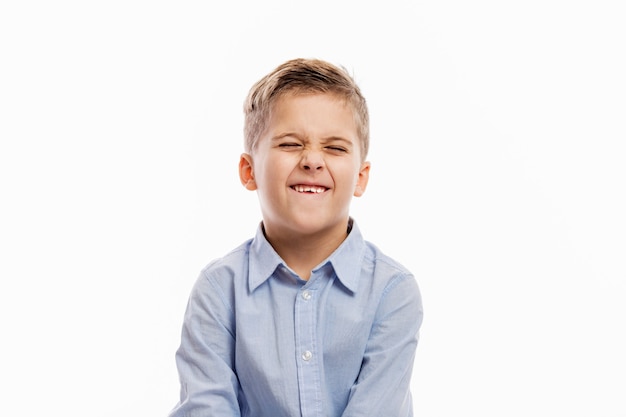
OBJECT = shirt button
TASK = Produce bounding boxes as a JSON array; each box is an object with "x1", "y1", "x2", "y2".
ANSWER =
[
  {"x1": 301, "y1": 350, "x2": 312, "y2": 361},
  {"x1": 301, "y1": 290, "x2": 312, "y2": 301}
]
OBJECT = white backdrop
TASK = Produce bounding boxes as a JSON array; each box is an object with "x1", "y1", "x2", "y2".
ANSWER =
[{"x1": 1, "y1": 1, "x2": 625, "y2": 416}]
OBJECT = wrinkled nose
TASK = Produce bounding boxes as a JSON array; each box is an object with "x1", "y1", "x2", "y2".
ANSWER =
[{"x1": 300, "y1": 150, "x2": 325, "y2": 171}]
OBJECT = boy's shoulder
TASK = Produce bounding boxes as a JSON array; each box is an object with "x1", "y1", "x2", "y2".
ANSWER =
[
  {"x1": 199, "y1": 239, "x2": 253, "y2": 282},
  {"x1": 329, "y1": 222, "x2": 415, "y2": 294},
  {"x1": 361, "y1": 239, "x2": 413, "y2": 278}
]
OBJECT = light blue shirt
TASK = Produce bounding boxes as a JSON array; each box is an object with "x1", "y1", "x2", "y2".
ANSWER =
[{"x1": 169, "y1": 219, "x2": 423, "y2": 417}]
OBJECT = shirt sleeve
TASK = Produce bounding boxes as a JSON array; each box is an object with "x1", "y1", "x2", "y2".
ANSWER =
[
  {"x1": 341, "y1": 273, "x2": 423, "y2": 417},
  {"x1": 168, "y1": 271, "x2": 242, "y2": 417}
]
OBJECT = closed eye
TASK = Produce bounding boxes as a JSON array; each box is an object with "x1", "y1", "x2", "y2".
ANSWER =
[{"x1": 326, "y1": 146, "x2": 348, "y2": 153}]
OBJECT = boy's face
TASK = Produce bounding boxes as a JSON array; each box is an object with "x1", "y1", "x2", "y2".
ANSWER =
[{"x1": 239, "y1": 93, "x2": 370, "y2": 239}]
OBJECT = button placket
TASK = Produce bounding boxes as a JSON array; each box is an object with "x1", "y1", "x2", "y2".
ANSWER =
[{"x1": 294, "y1": 282, "x2": 322, "y2": 412}]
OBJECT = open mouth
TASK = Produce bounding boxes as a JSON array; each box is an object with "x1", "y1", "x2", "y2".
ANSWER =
[{"x1": 291, "y1": 185, "x2": 328, "y2": 194}]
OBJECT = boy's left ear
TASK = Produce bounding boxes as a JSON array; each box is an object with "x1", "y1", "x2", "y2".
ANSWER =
[{"x1": 353, "y1": 161, "x2": 371, "y2": 197}]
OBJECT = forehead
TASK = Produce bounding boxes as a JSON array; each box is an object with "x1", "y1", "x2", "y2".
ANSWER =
[{"x1": 267, "y1": 92, "x2": 359, "y2": 134}]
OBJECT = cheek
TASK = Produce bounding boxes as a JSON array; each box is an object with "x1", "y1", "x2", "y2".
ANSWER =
[
  {"x1": 255, "y1": 157, "x2": 290, "y2": 188},
  {"x1": 334, "y1": 168, "x2": 359, "y2": 192}
]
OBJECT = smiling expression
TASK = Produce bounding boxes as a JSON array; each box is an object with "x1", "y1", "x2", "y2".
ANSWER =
[{"x1": 239, "y1": 92, "x2": 370, "y2": 240}]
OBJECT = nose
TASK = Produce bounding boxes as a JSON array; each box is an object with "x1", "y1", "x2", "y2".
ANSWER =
[{"x1": 300, "y1": 149, "x2": 325, "y2": 171}]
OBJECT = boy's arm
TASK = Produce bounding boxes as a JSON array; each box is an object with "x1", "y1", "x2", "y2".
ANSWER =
[
  {"x1": 168, "y1": 272, "x2": 241, "y2": 417},
  {"x1": 342, "y1": 273, "x2": 423, "y2": 417}
]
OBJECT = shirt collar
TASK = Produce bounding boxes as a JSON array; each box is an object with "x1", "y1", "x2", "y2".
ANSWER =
[
  {"x1": 324, "y1": 218, "x2": 365, "y2": 293},
  {"x1": 248, "y1": 223, "x2": 285, "y2": 293},
  {"x1": 248, "y1": 218, "x2": 366, "y2": 294}
]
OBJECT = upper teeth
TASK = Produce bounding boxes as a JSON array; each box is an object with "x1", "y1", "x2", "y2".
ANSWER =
[{"x1": 294, "y1": 185, "x2": 326, "y2": 193}]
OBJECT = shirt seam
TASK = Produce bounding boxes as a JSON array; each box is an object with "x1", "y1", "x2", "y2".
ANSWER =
[
  {"x1": 201, "y1": 269, "x2": 236, "y2": 332},
  {"x1": 370, "y1": 256, "x2": 414, "y2": 324}
]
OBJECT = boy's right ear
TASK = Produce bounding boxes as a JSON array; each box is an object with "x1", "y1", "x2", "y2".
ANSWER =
[{"x1": 238, "y1": 153, "x2": 257, "y2": 191}]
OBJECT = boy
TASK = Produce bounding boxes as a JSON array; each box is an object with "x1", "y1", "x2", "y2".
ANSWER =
[{"x1": 168, "y1": 58, "x2": 423, "y2": 417}]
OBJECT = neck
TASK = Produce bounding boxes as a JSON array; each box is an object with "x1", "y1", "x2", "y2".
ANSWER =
[{"x1": 263, "y1": 221, "x2": 349, "y2": 280}]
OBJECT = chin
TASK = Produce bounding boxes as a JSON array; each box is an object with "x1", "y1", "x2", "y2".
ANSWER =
[{"x1": 290, "y1": 215, "x2": 345, "y2": 236}]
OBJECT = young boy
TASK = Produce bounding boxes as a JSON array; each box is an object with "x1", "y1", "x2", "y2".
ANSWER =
[{"x1": 168, "y1": 58, "x2": 423, "y2": 417}]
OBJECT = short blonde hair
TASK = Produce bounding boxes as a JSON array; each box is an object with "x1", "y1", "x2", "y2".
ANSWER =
[{"x1": 243, "y1": 58, "x2": 370, "y2": 161}]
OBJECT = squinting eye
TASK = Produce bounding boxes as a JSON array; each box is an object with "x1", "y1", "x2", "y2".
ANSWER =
[
  {"x1": 279, "y1": 143, "x2": 301, "y2": 148},
  {"x1": 327, "y1": 146, "x2": 347, "y2": 152}
]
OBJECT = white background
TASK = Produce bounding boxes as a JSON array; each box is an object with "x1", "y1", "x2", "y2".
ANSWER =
[{"x1": 1, "y1": 1, "x2": 625, "y2": 416}]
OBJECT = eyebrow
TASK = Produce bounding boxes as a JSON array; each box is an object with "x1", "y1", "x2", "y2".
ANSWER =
[
  {"x1": 271, "y1": 132, "x2": 299, "y2": 141},
  {"x1": 321, "y1": 136, "x2": 354, "y2": 146}
]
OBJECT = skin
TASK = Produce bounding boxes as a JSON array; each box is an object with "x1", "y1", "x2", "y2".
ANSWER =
[{"x1": 239, "y1": 92, "x2": 370, "y2": 280}]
